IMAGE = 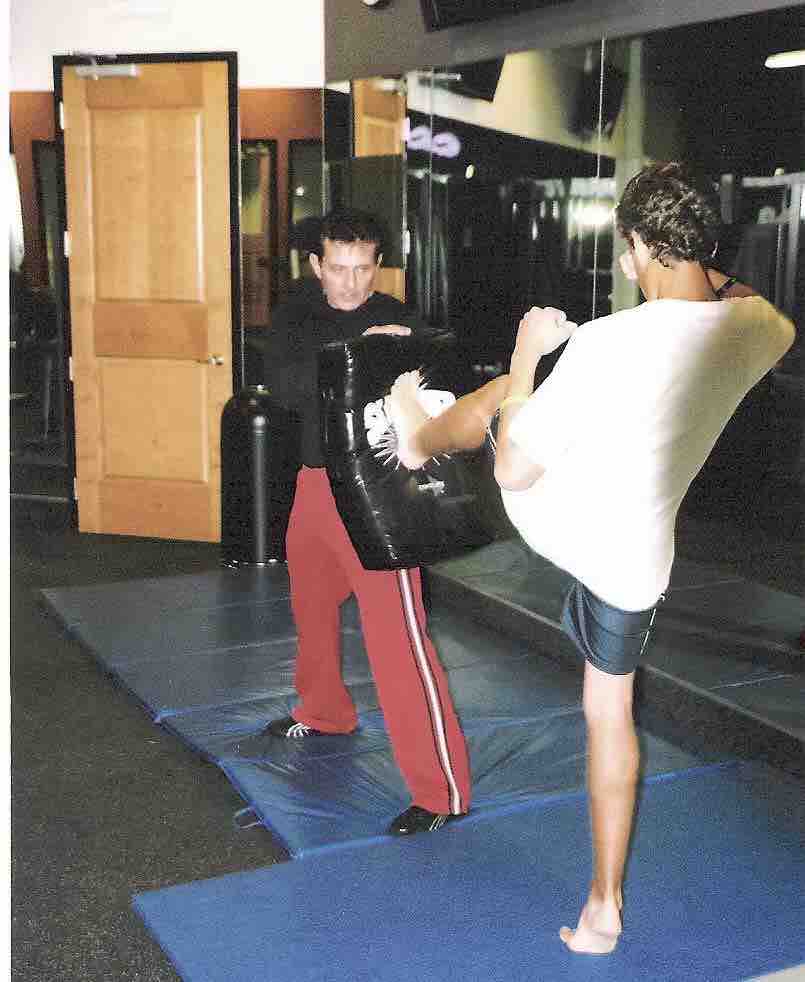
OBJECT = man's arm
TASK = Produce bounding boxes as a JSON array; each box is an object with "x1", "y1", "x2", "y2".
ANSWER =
[
  {"x1": 494, "y1": 307, "x2": 577, "y2": 492},
  {"x1": 361, "y1": 295, "x2": 438, "y2": 338},
  {"x1": 363, "y1": 324, "x2": 411, "y2": 337}
]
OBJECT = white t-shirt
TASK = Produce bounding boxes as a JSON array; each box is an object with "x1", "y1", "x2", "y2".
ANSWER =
[{"x1": 501, "y1": 296, "x2": 795, "y2": 611}]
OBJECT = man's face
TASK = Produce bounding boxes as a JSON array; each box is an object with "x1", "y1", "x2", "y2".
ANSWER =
[{"x1": 310, "y1": 238, "x2": 381, "y2": 311}]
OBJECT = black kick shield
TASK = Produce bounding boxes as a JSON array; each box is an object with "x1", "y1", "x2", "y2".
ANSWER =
[{"x1": 318, "y1": 332, "x2": 511, "y2": 570}]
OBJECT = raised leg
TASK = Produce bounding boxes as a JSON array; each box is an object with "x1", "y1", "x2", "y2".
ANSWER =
[
  {"x1": 385, "y1": 371, "x2": 509, "y2": 470},
  {"x1": 559, "y1": 660, "x2": 639, "y2": 954}
]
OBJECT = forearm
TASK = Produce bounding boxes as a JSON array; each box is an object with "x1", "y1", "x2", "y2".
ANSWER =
[{"x1": 493, "y1": 352, "x2": 545, "y2": 491}]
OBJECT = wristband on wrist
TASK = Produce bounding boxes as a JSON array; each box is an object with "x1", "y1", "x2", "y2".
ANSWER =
[{"x1": 500, "y1": 395, "x2": 530, "y2": 412}]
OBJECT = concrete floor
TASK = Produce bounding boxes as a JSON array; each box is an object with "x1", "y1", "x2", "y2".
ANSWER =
[{"x1": 11, "y1": 509, "x2": 285, "y2": 982}]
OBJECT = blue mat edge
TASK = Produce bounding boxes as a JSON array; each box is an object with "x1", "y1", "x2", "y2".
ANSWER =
[{"x1": 216, "y1": 758, "x2": 738, "y2": 861}]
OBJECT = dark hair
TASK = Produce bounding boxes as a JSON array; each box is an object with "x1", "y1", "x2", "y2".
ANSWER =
[
  {"x1": 615, "y1": 161, "x2": 722, "y2": 267},
  {"x1": 312, "y1": 208, "x2": 386, "y2": 260}
]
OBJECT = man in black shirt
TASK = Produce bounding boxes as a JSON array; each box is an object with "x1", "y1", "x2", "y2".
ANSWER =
[{"x1": 261, "y1": 209, "x2": 471, "y2": 835}]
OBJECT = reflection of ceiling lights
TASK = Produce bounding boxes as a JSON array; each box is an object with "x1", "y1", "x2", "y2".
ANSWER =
[
  {"x1": 574, "y1": 200, "x2": 613, "y2": 229},
  {"x1": 295, "y1": 186, "x2": 306, "y2": 197},
  {"x1": 765, "y1": 50, "x2": 805, "y2": 69}
]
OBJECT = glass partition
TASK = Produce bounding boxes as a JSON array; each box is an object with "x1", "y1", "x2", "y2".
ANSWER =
[
  {"x1": 319, "y1": 4, "x2": 803, "y2": 617},
  {"x1": 241, "y1": 139, "x2": 278, "y2": 331},
  {"x1": 10, "y1": 140, "x2": 71, "y2": 498},
  {"x1": 323, "y1": 77, "x2": 408, "y2": 302},
  {"x1": 613, "y1": 9, "x2": 804, "y2": 549},
  {"x1": 288, "y1": 138, "x2": 324, "y2": 290},
  {"x1": 403, "y1": 41, "x2": 610, "y2": 377},
  {"x1": 323, "y1": 9, "x2": 803, "y2": 376},
  {"x1": 610, "y1": 11, "x2": 803, "y2": 334}
]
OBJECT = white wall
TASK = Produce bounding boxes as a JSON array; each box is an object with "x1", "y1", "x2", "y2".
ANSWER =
[{"x1": 10, "y1": 0, "x2": 324, "y2": 91}]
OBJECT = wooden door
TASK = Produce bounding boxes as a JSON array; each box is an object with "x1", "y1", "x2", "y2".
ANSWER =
[
  {"x1": 62, "y1": 60, "x2": 235, "y2": 541},
  {"x1": 352, "y1": 78, "x2": 406, "y2": 302}
]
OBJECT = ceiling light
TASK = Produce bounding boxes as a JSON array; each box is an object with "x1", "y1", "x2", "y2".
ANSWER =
[{"x1": 765, "y1": 50, "x2": 805, "y2": 69}]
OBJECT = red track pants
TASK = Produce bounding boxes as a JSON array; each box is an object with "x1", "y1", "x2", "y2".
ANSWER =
[{"x1": 286, "y1": 467, "x2": 471, "y2": 816}]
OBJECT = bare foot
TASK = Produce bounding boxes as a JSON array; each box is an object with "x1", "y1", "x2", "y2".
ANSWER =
[
  {"x1": 559, "y1": 897, "x2": 622, "y2": 955},
  {"x1": 385, "y1": 370, "x2": 431, "y2": 470}
]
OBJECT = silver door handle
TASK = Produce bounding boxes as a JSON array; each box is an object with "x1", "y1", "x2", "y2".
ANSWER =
[{"x1": 198, "y1": 355, "x2": 224, "y2": 366}]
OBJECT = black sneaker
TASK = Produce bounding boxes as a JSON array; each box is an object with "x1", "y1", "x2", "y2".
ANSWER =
[
  {"x1": 387, "y1": 805, "x2": 465, "y2": 836},
  {"x1": 265, "y1": 715, "x2": 324, "y2": 738}
]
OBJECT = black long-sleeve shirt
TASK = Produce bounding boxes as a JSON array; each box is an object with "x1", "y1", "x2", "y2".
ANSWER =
[{"x1": 262, "y1": 289, "x2": 427, "y2": 468}]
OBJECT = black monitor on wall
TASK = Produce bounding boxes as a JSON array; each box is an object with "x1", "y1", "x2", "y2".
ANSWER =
[
  {"x1": 420, "y1": 0, "x2": 576, "y2": 32},
  {"x1": 433, "y1": 59, "x2": 505, "y2": 102}
]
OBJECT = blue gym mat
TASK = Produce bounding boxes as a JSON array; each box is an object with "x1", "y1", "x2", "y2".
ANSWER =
[
  {"x1": 42, "y1": 565, "x2": 730, "y2": 857},
  {"x1": 133, "y1": 760, "x2": 805, "y2": 982},
  {"x1": 217, "y1": 720, "x2": 717, "y2": 858}
]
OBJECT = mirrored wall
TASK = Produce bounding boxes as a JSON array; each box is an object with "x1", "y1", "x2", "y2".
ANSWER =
[
  {"x1": 323, "y1": 6, "x2": 804, "y2": 380},
  {"x1": 324, "y1": 37, "x2": 625, "y2": 381},
  {"x1": 10, "y1": 139, "x2": 71, "y2": 499}
]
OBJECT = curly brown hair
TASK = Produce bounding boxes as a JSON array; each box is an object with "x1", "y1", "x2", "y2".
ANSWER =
[{"x1": 615, "y1": 161, "x2": 722, "y2": 267}]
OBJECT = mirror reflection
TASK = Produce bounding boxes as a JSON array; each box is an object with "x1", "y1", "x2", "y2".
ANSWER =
[
  {"x1": 324, "y1": 79, "x2": 407, "y2": 301},
  {"x1": 10, "y1": 139, "x2": 70, "y2": 495},
  {"x1": 404, "y1": 44, "x2": 614, "y2": 374},
  {"x1": 321, "y1": 6, "x2": 803, "y2": 595}
]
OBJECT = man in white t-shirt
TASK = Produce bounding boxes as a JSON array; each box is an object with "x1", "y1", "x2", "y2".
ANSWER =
[{"x1": 385, "y1": 161, "x2": 794, "y2": 954}]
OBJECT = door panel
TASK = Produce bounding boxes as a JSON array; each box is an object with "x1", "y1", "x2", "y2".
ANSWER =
[
  {"x1": 100, "y1": 360, "x2": 207, "y2": 481},
  {"x1": 63, "y1": 59, "x2": 234, "y2": 540},
  {"x1": 93, "y1": 110, "x2": 205, "y2": 301},
  {"x1": 93, "y1": 302, "x2": 208, "y2": 360}
]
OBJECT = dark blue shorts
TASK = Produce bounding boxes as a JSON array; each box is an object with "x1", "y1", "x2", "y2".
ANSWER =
[{"x1": 561, "y1": 580, "x2": 662, "y2": 676}]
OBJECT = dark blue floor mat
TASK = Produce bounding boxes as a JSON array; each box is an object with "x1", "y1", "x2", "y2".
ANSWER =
[
  {"x1": 133, "y1": 760, "x2": 805, "y2": 982},
  {"x1": 431, "y1": 540, "x2": 805, "y2": 747},
  {"x1": 218, "y1": 719, "x2": 720, "y2": 858},
  {"x1": 42, "y1": 566, "x2": 731, "y2": 856},
  {"x1": 163, "y1": 644, "x2": 582, "y2": 760},
  {"x1": 109, "y1": 633, "x2": 371, "y2": 723},
  {"x1": 41, "y1": 565, "x2": 291, "y2": 625}
]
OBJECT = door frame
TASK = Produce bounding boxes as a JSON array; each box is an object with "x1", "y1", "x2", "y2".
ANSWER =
[{"x1": 51, "y1": 51, "x2": 243, "y2": 523}]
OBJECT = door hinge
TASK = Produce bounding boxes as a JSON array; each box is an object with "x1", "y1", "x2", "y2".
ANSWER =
[
  {"x1": 59, "y1": 102, "x2": 65, "y2": 130},
  {"x1": 68, "y1": 356, "x2": 74, "y2": 382},
  {"x1": 64, "y1": 230, "x2": 71, "y2": 258},
  {"x1": 73, "y1": 477, "x2": 79, "y2": 500}
]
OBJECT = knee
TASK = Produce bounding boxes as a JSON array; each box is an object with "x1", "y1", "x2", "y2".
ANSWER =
[{"x1": 582, "y1": 687, "x2": 634, "y2": 729}]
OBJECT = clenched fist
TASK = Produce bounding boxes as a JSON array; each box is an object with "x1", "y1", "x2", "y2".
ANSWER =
[{"x1": 513, "y1": 306, "x2": 577, "y2": 360}]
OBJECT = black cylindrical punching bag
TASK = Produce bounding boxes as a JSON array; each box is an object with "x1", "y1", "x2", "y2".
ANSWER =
[
  {"x1": 318, "y1": 333, "x2": 511, "y2": 571},
  {"x1": 220, "y1": 385, "x2": 300, "y2": 566}
]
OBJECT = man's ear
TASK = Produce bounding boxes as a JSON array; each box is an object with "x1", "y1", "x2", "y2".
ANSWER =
[
  {"x1": 376, "y1": 252, "x2": 383, "y2": 268},
  {"x1": 619, "y1": 249, "x2": 638, "y2": 282},
  {"x1": 309, "y1": 253, "x2": 323, "y2": 281}
]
